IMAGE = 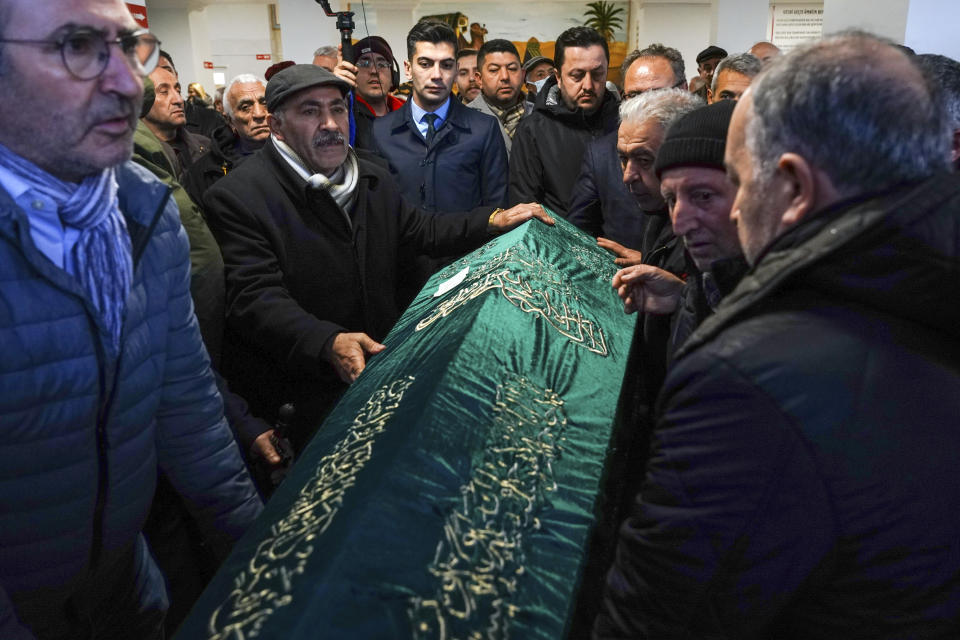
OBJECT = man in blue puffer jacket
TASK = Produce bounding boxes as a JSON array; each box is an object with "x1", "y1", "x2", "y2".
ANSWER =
[{"x1": 0, "y1": 0, "x2": 262, "y2": 637}]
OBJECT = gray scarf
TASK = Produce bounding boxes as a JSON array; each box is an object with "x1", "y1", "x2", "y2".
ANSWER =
[
  {"x1": 273, "y1": 136, "x2": 359, "y2": 226},
  {"x1": 0, "y1": 143, "x2": 132, "y2": 355}
]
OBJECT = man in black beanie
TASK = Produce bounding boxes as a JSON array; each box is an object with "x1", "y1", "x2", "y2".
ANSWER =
[{"x1": 612, "y1": 100, "x2": 747, "y2": 355}]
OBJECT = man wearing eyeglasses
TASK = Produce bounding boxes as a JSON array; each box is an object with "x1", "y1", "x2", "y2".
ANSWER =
[
  {"x1": 331, "y1": 35, "x2": 405, "y2": 151},
  {"x1": 0, "y1": 1, "x2": 262, "y2": 637},
  {"x1": 568, "y1": 43, "x2": 689, "y2": 259}
]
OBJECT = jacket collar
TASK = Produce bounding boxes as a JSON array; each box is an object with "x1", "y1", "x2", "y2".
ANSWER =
[
  {"x1": 0, "y1": 160, "x2": 170, "y2": 306},
  {"x1": 676, "y1": 173, "x2": 960, "y2": 359},
  {"x1": 390, "y1": 95, "x2": 475, "y2": 139}
]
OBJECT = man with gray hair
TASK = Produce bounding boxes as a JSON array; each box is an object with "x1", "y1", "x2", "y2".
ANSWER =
[
  {"x1": 598, "y1": 91, "x2": 704, "y2": 593},
  {"x1": 707, "y1": 51, "x2": 761, "y2": 103},
  {"x1": 184, "y1": 73, "x2": 269, "y2": 205},
  {"x1": 597, "y1": 31, "x2": 960, "y2": 637},
  {"x1": 615, "y1": 88, "x2": 703, "y2": 264},
  {"x1": 312, "y1": 44, "x2": 339, "y2": 71},
  {"x1": 915, "y1": 53, "x2": 960, "y2": 169}
]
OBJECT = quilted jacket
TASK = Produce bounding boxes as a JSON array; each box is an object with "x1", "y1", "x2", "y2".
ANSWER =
[{"x1": 0, "y1": 161, "x2": 262, "y2": 637}]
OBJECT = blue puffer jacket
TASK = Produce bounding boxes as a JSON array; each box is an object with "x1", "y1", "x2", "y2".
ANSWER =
[{"x1": 0, "y1": 162, "x2": 262, "y2": 636}]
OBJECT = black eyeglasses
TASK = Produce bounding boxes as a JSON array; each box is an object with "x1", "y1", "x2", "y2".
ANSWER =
[
  {"x1": 356, "y1": 58, "x2": 391, "y2": 70},
  {"x1": 0, "y1": 28, "x2": 160, "y2": 80}
]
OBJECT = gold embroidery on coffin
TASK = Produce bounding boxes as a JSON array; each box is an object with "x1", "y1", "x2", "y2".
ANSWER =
[
  {"x1": 206, "y1": 376, "x2": 415, "y2": 640},
  {"x1": 416, "y1": 246, "x2": 609, "y2": 356},
  {"x1": 569, "y1": 243, "x2": 617, "y2": 283},
  {"x1": 409, "y1": 374, "x2": 568, "y2": 639}
]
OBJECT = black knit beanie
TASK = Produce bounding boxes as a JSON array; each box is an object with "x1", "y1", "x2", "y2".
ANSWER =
[{"x1": 654, "y1": 99, "x2": 737, "y2": 179}]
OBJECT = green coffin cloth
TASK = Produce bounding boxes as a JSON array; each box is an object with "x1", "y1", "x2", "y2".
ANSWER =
[{"x1": 175, "y1": 214, "x2": 637, "y2": 639}]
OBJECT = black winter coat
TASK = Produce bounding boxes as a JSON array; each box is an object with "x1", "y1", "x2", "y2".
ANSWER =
[
  {"x1": 567, "y1": 130, "x2": 645, "y2": 249},
  {"x1": 509, "y1": 76, "x2": 620, "y2": 218},
  {"x1": 203, "y1": 141, "x2": 493, "y2": 443},
  {"x1": 597, "y1": 174, "x2": 960, "y2": 638},
  {"x1": 372, "y1": 96, "x2": 508, "y2": 214},
  {"x1": 182, "y1": 125, "x2": 261, "y2": 208}
]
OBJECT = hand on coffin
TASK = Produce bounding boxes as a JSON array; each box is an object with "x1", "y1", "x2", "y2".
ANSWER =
[
  {"x1": 597, "y1": 237, "x2": 644, "y2": 267},
  {"x1": 488, "y1": 203, "x2": 555, "y2": 232},
  {"x1": 612, "y1": 264, "x2": 685, "y2": 315},
  {"x1": 326, "y1": 332, "x2": 387, "y2": 383},
  {"x1": 249, "y1": 429, "x2": 283, "y2": 467},
  {"x1": 333, "y1": 59, "x2": 358, "y2": 88}
]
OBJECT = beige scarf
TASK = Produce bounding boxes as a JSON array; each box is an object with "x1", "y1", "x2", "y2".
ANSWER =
[
  {"x1": 486, "y1": 99, "x2": 526, "y2": 139},
  {"x1": 273, "y1": 135, "x2": 359, "y2": 227}
]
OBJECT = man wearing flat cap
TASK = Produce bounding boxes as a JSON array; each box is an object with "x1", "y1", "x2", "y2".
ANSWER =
[
  {"x1": 694, "y1": 45, "x2": 727, "y2": 100},
  {"x1": 203, "y1": 64, "x2": 551, "y2": 449}
]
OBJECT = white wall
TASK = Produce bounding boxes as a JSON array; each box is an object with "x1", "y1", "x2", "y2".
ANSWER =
[
  {"x1": 711, "y1": 0, "x2": 769, "y2": 55},
  {"x1": 821, "y1": 0, "x2": 910, "y2": 42},
  {"x1": 206, "y1": 3, "x2": 273, "y2": 85},
  {"x1": 904, "y1": 0, "x2": 960, "y2": 59},
  {"x1": 276, "y1": 0, "x2": 344, "y2": 68},
  {"x1": 148, "y1": 8, "x2": 196, "y2": 81},
  {"x1": 636, "y1": 3, "x2": 712, "y2": 84}
]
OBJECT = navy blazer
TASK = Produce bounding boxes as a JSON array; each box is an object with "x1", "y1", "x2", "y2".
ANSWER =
[{"x1": 372, "y1": 96, "x2": 509, "y2": 214}]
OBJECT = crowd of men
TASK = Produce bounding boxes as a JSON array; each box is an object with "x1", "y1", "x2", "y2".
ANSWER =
[{"x1": 0, "y1": 0, "x2": 958, "y2": 637}]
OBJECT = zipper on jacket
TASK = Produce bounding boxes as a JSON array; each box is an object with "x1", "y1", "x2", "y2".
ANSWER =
[
  {"x1": 89, "y1": 322, "x2": 110, "y2": 570},
  {"x1": 89, "y1": 326, "x2": 126, "y2": 570}
]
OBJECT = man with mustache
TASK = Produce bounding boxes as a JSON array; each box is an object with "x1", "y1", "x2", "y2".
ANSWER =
[
  {"x1": 0, "y1": 0, "x2": 263, "y2": 636},
  {"x1": 203, "y1": 64, "x2": 551, "y2": 451},
  {"x1": 510, "y1": 26, "x2": 620, "y2": 219},
  {"x1": 183, "y1": 74, "x2": 270, "y2": 206},
  {"x1": 141, "y1": 64, "x2": 209, "y2": 180}
]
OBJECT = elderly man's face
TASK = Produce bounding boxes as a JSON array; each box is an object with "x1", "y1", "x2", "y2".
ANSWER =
[
  {"x1": 0, "y1": 0, "x2": 143, "y2": 182},
  {"x1": 144, "y1": 67, "x2": 185, "y2": 136},
  {"x1": 479, "y1": 51, "x2": 523, "y2": 108},
  {"x1": 623, "y1": 56, "x2": 681, "y2": 99},
  {"x1": 750, "y1": 42, "x2": 781, "y2": 66},
  {"x1": 270, "y1": 85, "x2": 349, "y2": 177},
  {"x1": 226, "y1": 81, "x2": 269, "y2": 143},
  {"x1": 313, "y1": 53, "x2": 338, "y2": 71},
  {"x1": 708, "y1": 69, "x2": 752, "y2": 104},
  {"x1": 661, "y1": 166, "x2": 740, "y2": 271},
  {"x1": 725, "y1": 94, "x2": 781, "y2": 264},
  {"x1": 456, "y1": 53, "x2": 480, "y2": 102},
  {"x1": 698, "y1": 56, "x2": 723, "y2": 81},
  {"x1": 558, "y1": 45, "x2": 608, "y2": 114},
  {"x1": 526, "y1": 61, "x2": 555, "y2": 85},
  {"x1": 618, "y1": 117, "x2": 666, "y2": 212},
  {"x1": 405, "y1": 41, "x2": 457, "y2": 110}
]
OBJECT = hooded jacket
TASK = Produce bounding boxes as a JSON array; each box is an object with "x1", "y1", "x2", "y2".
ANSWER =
[
  {"x1": 509, "y1": 75, "x2": 620, "y2": 218},
  {"x1": 596, "y1": 174, "x2": 960, "y2": 638}
]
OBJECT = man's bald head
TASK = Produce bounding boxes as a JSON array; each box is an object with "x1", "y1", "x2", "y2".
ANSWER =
[{"x1": 749, "y1": 41, "x2": 780, "y2": 65}]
